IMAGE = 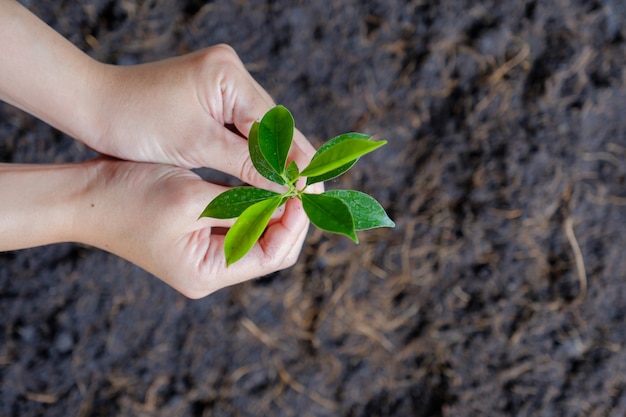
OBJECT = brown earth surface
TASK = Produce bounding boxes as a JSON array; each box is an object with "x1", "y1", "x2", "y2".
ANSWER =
[{"x1": 1, "y1": 1, "x2": 626, "y2": 416}]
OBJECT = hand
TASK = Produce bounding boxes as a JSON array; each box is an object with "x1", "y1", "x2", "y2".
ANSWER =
[
  {"x1": 91, "y1": 45, "x2": 316, "y2": 190},
  {"x1": 77, "y1": 158, "x2": 311, "y2": 298},
  {"x1": 0, "y1": 2, "x2": 317, "y2": 187}
]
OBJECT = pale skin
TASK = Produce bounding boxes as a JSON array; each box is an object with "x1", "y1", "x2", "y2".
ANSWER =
[{"x1": 0, "y1": 0, "x2": 321, "y2": 298}]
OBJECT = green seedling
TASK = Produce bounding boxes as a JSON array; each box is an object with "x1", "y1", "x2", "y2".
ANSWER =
[{"x1": 199, "y1": 105, "x2": 395, "y2": 266}]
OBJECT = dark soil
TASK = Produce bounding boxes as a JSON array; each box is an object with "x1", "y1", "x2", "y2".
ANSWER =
[{"x1": 2, "y1": 0, "x2": 626, "y2": 416}]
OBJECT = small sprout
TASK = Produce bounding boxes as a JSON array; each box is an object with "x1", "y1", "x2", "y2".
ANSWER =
[{"x1": 200, "y1": 105, "x2": 395, "y2": 266}]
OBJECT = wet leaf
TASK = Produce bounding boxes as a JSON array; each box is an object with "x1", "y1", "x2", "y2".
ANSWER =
[
  {"x1": 224, "y1": 195, "x2": 283, "y2": 266},
  {"x1": 258, "y1": 105, "x2": 294, "y2": 177},
  {"x1": 286, "y1": 160, "x2": 300, "y2": 183},
  {"x1": 301, "y1": 193, "x2": 358, "y2": 242},
  {"x1": 300, "y1": 138, "x2": 386, "y2": 181},
  {"x1": 324, "y1": 190, "x2": 395, "y2": 230},
  {"x1": 199, "y1": 187, "x2": 280, "y2": 219},
  {"x1": 305, "y1": 132, "x2": 371, "y2": 185},
  {"x1": 248, "y1": 121, "x2": 286, "y2": 185}
]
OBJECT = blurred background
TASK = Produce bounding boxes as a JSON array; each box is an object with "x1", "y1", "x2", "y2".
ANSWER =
[{"x1": 1, "y1": 0, "x2": 626, "y2": 415}]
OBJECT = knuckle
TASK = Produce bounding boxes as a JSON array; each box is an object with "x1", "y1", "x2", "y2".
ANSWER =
[
  {"x1": 204, "y1": 44, "x2": 241, "y2": 66},
  {"x1": 237, "y1": 152, "x2": 264, "y2": 186}
]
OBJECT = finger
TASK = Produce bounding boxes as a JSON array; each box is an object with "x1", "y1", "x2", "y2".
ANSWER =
[
  {"x1": 191, "y1": 117, "x2": 284, "y2": 191},
  {"x1": 222, "y1": 65, "x2": 275, "y2": 139},
  {"x1": 207, "y1": 198, "x2": 309, "y2": 289},
  {"x1": 292, "y1": 128, "x2": 318, "y2": 160},
  {"x1": 174, "y1": 176, "x2": 241, "y2": 230},
  {"x1": 228, "y1": 79, "x2": 317, "y2": 167},
  {"x1": 201, "y1": 119, "x2": 316, "y2": 193},
  {"x1": 216, "y1": 45, "x2": 277, "y2": 112},
  {"x1": 204, "y1": 48, "x2": 320, "y2": 191},
  {"x1": 257, "y1": 197, "x2": 310, "y2": 268}
]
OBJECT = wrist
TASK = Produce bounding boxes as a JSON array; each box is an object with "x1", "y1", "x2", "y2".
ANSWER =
[
  {"x1": 0, "y1": 162, "x2": 92, "y2": 251},
  {"x1": 0, "y1": 1, "x2": 110, "y2": 145}
]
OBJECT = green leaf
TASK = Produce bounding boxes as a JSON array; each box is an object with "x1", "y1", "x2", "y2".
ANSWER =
[
  {"x1": 224, "y1": 195, "x2": 283, "y2": 266},
  {"x1": 300, "y1": 138, "x2": 387, "y2": 180},
  {"x1": 301, "y1": 193, "x2": 358, "y2": 242},
  {"x1": 324, "y1": 190, "x2": 395, "y2": 230},
  {"x1": 305, "y1": 132, "x2": 371, "y2": 186},
  {"x1": 198, "y1": 187, "x2": 280, "y2": 219},
  {"x1": 258, "y1": 105, "x2": 294, "y2": 176},
  {"x1": 285, "y1": 160, "x2": 300, "y2": 183},
  {"x1": 248, "y1": 121, "x2": 286, "y2": 185}
]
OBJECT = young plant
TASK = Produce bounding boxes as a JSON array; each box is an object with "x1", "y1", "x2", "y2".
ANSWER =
[{"x1": 199, "y1": 105, "x2": 395, "y2": 266}]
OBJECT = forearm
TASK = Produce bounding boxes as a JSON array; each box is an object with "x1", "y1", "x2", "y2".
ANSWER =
[
  {"x1": 0, "y1": 162, "x2": 89, "y2": 251},
  {"x1": 0, "y1": 0, "x2": 106, "y2": 142}
]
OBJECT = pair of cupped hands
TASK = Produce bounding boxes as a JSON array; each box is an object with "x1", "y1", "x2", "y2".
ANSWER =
[
  {"x1": 0, "y1": 1, "x2": 324, "y2": 298},
  {"x1": 86, "y1": 47, "x2": 321, "y2": 298},
  {"x1": 6, "y1": 46, "x2": 320, "y2": 298}
]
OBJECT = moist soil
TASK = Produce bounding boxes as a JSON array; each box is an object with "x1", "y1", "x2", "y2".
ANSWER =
[{"x1": 1, "y1": 1, "x2": 626, "y2": 416}]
